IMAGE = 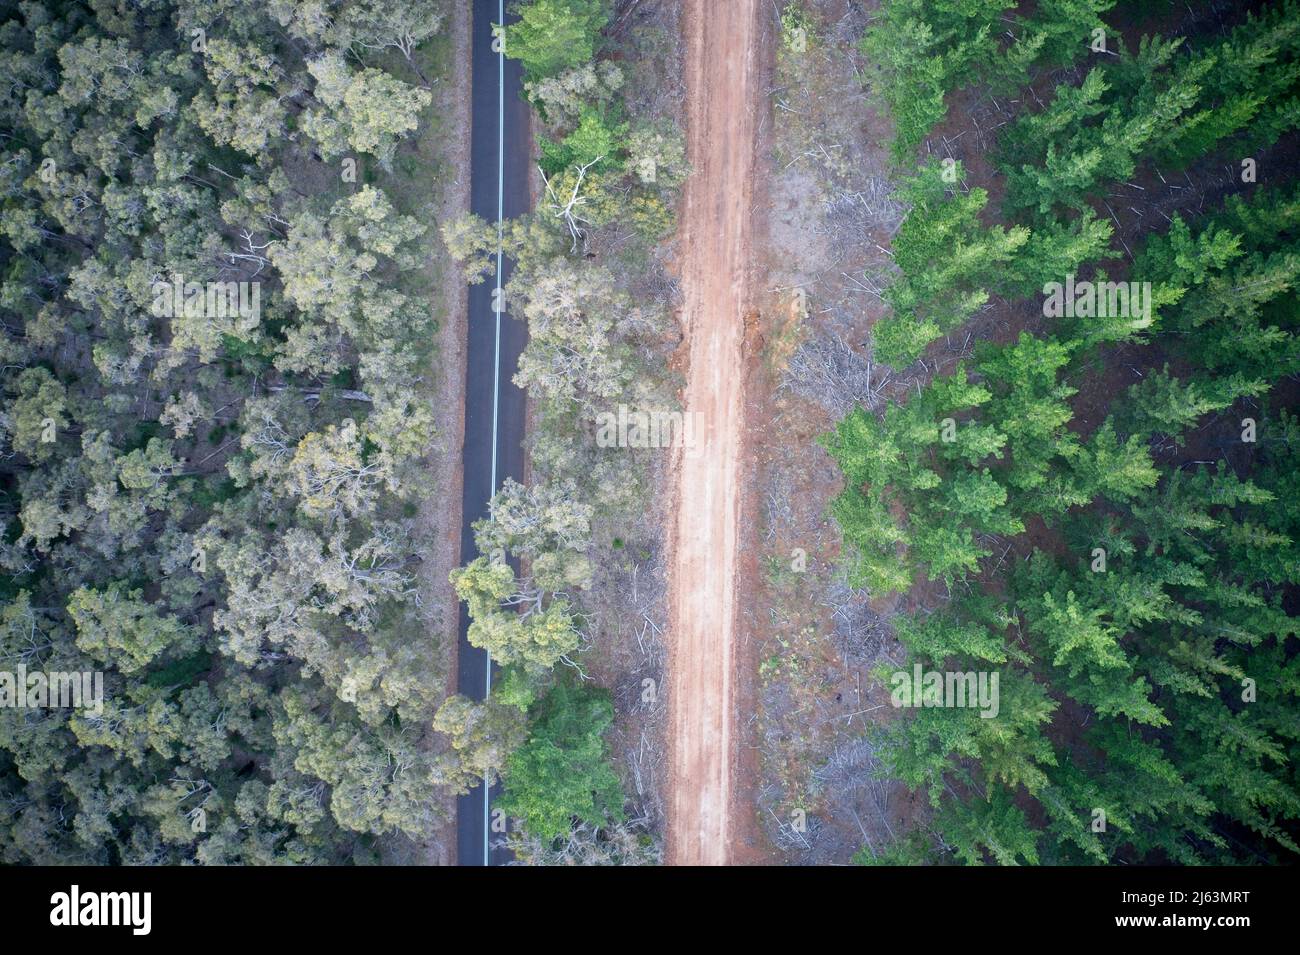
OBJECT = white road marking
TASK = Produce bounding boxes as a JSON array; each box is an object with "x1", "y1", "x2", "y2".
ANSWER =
[{"x1": 481, "y1": 0, "x2": 507, "y2": 868}]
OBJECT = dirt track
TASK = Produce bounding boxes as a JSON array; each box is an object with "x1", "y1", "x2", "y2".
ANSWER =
[{"x1": 666, "y1": 0, "x2": 761, "y2": 866}]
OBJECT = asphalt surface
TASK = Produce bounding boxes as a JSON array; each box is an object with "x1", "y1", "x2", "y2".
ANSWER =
[{"x1": 455, "y1": 0, "x2": 531, "y2": 867}]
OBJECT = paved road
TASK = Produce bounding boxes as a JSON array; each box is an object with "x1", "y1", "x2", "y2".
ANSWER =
[{"x1": 455, "y1": 0, "x2": 531, "y2": 867}]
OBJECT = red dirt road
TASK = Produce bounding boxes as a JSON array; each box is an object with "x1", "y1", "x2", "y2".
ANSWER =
[{"x1": 666, "y1": 0, "x2": 762, "y2": 866}]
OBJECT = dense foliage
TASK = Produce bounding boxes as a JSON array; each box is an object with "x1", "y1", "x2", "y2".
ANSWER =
[
  {"x1": 868, "y1": 0, "x2": 1300, "y2": 368},
  {"x1": 837, "y1": 0, "x2": 1300, "y2": 864},
  {"x1": 0, "y1": 0, "x2": 451, "y2": 864}
]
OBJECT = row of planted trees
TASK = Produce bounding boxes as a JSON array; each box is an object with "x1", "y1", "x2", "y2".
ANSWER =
[{"x1": 828, "y1": 0, "x2": 1300, "y2": 863}]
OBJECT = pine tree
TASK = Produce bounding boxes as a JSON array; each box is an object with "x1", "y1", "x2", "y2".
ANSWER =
[
  {"x1": 934, "y1": 788, "x2": 1042, "y2": 865},
  {"x1": 879, "y1": 161, "x2": 1029, "y2": 367},
  {"x1": 1112, "y1": 369, "x2": 1263, "y2": 446},
  {"x1": 860, "y1": 0, "x2": 1007, "y2": 158}
]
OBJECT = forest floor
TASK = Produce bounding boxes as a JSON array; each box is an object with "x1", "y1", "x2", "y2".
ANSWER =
[
  {"x1": 741, "y1": 0, "x2": 920, "y2": 863},
  {"x1": 665, "y1": 0, "x2": 764, "y2": 866}
]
